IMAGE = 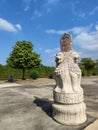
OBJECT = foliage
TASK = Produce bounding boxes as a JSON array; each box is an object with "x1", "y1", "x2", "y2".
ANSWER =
[
  {"x1": 0, "y1": 64, "x2": 55, "y2": 80},
  {"x1": 36, "y1": 65, "x2": 55, "y2": 78},
  {"x1": 29, "y1": 65, "x2": 55, "y2": 79},
  {"x1": 95, "y1": 59, "x2": 98, "y2": 75},
  {"x1": 7, "y1": 41, "x2": 41, "y2": 79},
  {"x1": 1, "y1": 54, "x2": 98, "y2": 79},
  {"x1": 81, "y1": 68, "x2": 87, "y2": 76},
  {"x1": 79, "y1": 58, "x2": 96, "y2": 76},
  {"x1": 48, "y1": 73, "x2": 54, "y2": 79},
  {"x1": 0, "y1": 64, "x2": 22, "y2": 79},
  {"x1": 30, "y1": 70, "x2": 40, "y2": 79},
  {"x1": 28, "y1": 65, "x2": 55, "y2": 78}
]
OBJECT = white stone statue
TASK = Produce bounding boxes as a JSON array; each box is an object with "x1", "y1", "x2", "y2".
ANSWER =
[
  {"x1": 52, "y1": 33, "x2": 86, "y2": 125},
  {"x1": 54, "y1": 51, "x2": 83, "y2": 93}
]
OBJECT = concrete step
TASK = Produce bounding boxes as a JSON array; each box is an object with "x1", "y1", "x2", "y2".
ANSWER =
[{"x1": 84, "y1": 119, "x2": 98, "y2": 130}]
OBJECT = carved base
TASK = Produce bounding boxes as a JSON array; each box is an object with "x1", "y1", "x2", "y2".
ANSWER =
[
  {"x1": 53, "y1": 90, "x2": 83, "y2": 104},
  {"x1": 52, "y1": 102, "x2": 86, "y2": 125}
]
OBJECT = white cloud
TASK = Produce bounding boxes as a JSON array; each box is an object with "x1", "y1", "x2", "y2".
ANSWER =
[
  {"x1": 70, "y1": 24, "x2": 93, "y2": 34},
  {"x1": 54, "y1": 48, "x2": 60, "y2": 51},
  {"x1": 47, "y1": 0, "x2": 59, "y2": 4},
  {"x1": 30, "y1": 0, "x2": 59, "y2": 20},
  {"x1": 46, "y1": 25, "x2": 93, "y2": 35},
  {"x1": 46, "y1": 24, "x2": 98, "y2": 59},
  {"x1": 0, "y1": 18, "x2": 16, "y2": 32},
  {"x1": 70, "y1": 1, "x2": 98, "y2": 19},
  {"x1": 67, "y1": 27, "x2": 88, "y2": 34},
  {"x1": 44, "y1": 47, "x2": 60, "y2": 66},
  {"x1": 77, "y1": 6, "x2": 98, "y2": 19},
  {"x1": 23, "y1": 0, "x2": 32, "y2": 11},
  {"x1": 45, "y1": 49, "x2": 52, "y2": 53},
  {"x1": 73, "y1": 31, "x2": 98, "y2": 51},
  {"x1": 39, "y1": 47, "x2": 42, "y2": 51},
  {"x1": 95, "y1": 25, "x2": 98, "y2": 31},
  {"x1": 15, "y1": 24, "x2": 22, "y2": 30},
  {"x1": 0, "y1": 18, "x2": 22, "y2": 32},
  {"x1": 45, "y1": 29, "x2": 66, "y2": 35},
  {"x1": 24, "y1": 6, "x2": 29, "y2": 11},
  {"x1": 70, "y1": 1, "x2": 77, "y2": 15},
  {"x1": 43, "y1": 0, "x2": 60, "y2": 14},
  {"x1": 46, "y1": 8, "x2": 51, "y2": 13},
  {"x1": 45, "y1": 48, "x2": 60, "y2": 54},
  {"x1": 45, "y1": 48, "x2": 60, "y2": 59},
  {"x1": 78, "y1": 13, "x2": 86, "y2": 18},
  {"x1": 31, "y1": 10, "x2": 42, "y2": 19},
  {"x1": 89, "y1": 6, "x2": 98, "y2": 15},
  {"x1": 36, "y1": 24, "x2": 42, "y2": 30},
  {"x1": 72, "y1": 24, "x2": 98, "y2": 59},
  {"x1": 45, "y1": 29, "x2": 55, "y2": 34},
  {"x1": 44, "y1": 0, "x2": 59, "y2": 6},
  {"x1": 34, "y1": 10, "x2": 42, "y2": 17},
  {"x1": 45, "y1": 27, "x2": 84, "y2": 35}
]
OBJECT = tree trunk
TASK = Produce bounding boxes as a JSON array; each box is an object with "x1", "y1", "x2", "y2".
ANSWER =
[
  {"x1": 87, "y1": 70, "x2": 90, "y2": 77},
  {"x1": 22, "y1": 68, "x2": 25, "y2": 80}
]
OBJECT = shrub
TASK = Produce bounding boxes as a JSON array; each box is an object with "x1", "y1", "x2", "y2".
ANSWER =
[
  {"x1": 30, "y1": 70, "x2": 40, "y2": 79},
  {"x1": 81, "y1": 68, "x2": 87, "y2": 77},
  {"x1": 48, "y1": 74, "x2": 54, "y2": 79},
  {"x1": 92, "y1": 72, "x2": 97, "y2": 76}
]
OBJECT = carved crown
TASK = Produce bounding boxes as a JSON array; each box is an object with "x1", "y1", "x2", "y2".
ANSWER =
[{"x1": 60, "y1": 33, "x2": 72, "y2": 52}]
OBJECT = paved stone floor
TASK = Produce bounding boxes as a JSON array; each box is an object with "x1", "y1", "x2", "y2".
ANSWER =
[{"x1": 0, "y1": 77, "x2": 98, "y2": 130}]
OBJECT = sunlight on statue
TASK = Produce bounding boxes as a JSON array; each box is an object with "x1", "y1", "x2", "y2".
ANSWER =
[
  {"x1": 52, "y1": 33, "x2": 86, "y2": 125},
  {"x1": 54, "y1": 33, "x2": 83, "y2": 93}
]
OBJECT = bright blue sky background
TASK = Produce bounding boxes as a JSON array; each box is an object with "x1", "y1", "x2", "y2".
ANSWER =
[{"x1": 0, "y1": 0, "x2": 98, "y2": 66}]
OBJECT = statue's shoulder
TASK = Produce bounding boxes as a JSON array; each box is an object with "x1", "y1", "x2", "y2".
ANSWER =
[{"x1": 69, "y1": 50, "x2": 80, "y2": 58}]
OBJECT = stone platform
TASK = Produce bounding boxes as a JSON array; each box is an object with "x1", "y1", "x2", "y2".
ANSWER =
[{"x1": 0, "y1": 77, "x2": 98, "y2": 130}]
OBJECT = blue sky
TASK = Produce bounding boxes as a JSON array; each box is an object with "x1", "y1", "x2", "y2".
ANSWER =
[{"x1": 0, "y1": 0, "x2": 98, "y2": 66}]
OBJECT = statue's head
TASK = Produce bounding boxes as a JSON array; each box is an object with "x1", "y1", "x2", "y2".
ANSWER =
[
  {"x1": 60, "y1": 33, "x2": 72, "y2": 52},
  {"x1": 55, "y1": 52, "x2": 65, "y2": 66}
]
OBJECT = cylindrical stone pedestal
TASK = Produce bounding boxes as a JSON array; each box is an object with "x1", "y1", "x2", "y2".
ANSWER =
[
  {"x1": 53, "y1": 90, "x2": 84, "y2": 104},
  {"x1": 52, "y1": 90, "x2": 87, "y2": 125},
  {"x1": 53, "y1": 102, "x2": 86, "y2": 125}
]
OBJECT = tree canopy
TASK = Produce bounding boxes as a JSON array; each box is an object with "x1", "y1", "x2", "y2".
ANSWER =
[
  {"x1": 79, "y1": 58, "x2": 96, "y2": 76},
  {"x1": 7, "y1": 41, "x2": 41, "y2": 79}
]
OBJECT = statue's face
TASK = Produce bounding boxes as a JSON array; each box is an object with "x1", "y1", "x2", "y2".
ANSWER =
[
  {"x1": 60, "y1": 43, "x2": 67, "y2": 52},
  {"x1": 60, "y1": 33, "x2": 72, "y2": 52},
  {"x1": 55, "y1": 52, "x2": 64, "y2": 64},
  {"x1": 60, "y1": 42, "x2": 72, "y2": 52}
]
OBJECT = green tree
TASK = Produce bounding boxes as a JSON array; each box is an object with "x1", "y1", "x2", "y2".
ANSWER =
[
  {"x1": 95, "y1": 59, "x2": 98, "y2": 75},
  {"x1": 79, "y1": 58, "x2": 95, "y2": 76},
  {"x1": 7, "y1": 41, "x2": 41, "y2": 80}
]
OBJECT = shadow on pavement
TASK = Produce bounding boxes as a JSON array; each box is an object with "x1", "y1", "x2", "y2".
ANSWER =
[
  {"x1": 33, "y1": 97, "x2": 96, "y2": 130},
  {"x1": 33, "y1": 96, "x2": 53, "y2": 118}
]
